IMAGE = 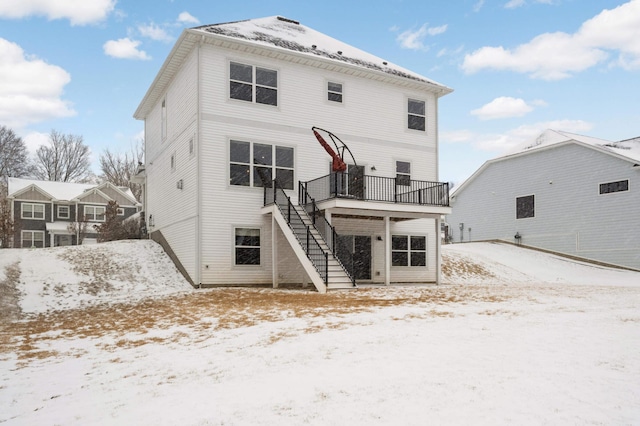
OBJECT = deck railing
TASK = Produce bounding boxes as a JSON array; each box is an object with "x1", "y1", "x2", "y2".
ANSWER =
[
  {"x1": 299, "y1": 182, "x2": 356, "y2": 286},
  {"x1": 304, "y1": 173, "x2": 450, "y2": 207},
  {"x1": 265, "y1": 181, "x2": 329, "y2": 284}
]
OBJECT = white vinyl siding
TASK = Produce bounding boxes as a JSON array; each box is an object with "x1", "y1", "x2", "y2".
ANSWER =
[{"x1": 21, "y1": 203, "x2": 45, "y2": 220}]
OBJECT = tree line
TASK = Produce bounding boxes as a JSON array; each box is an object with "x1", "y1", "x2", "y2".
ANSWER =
[{"x1": 0, "y1": 125, "x2": 143, "y2": 200}]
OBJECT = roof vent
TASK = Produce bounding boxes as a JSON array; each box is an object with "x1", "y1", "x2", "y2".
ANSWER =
[
  {"x1": 337, "y1": 50, "x2": 342, "y2": 55},
  {"x1": 311, "y1": 44, "x2": 316, "y2": 49},
  {"x1": 277, "y1": 16, "x2": 300, "y2": 25},
  {"x1": 383, "y1": 61, "x2": 388, "y2": 65}
]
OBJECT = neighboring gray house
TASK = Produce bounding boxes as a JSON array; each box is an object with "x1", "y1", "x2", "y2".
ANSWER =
[
  {"x1": 134, "y1": 16, "x2": 452, "y2": 292},
  {"x1": 7, "y1": 178, "x2": 141, "y2": 248},
  {"x1": 446, "y1": 130, "x2": 640, "y2": 271}
]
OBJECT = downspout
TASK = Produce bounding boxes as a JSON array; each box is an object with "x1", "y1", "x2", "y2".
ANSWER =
[{"x1": 196, "y1": 35, "x2": 204, "y2": 288}]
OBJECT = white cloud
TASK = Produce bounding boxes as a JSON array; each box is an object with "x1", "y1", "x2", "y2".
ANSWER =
[
  {"x1": 0, "y1": 38, "x2": 75, "y2": 129},
  {"x1": 22, "y1": 131, "x2": 50, "y2": 154},
  {"x1": 462, "y1": 0, "x2": 640, "y2": 79},
  {"x1": 177, "y1": 11, "x2": 199, "y2": 25},
  {"x1": 473, "y1": 0, "x2": 486, "y2": 12},
  {"x1": 0, "y1": 0, "x2": 115, "y2": 25},
  {"x1": 471, "y1": 97, "x2": 536, "y2": 120},
  {"x1": 103, "y1": 38, "x2": 151, "y2": 60},
  {"x1": 504, "y1": 0, "x2": 526, "y2": 9},
  {"x1": 138, "y1": 23, "x2": 173, "y2": 43},
  {"x1": 445, "y1": 120, "x2": 593, "y2": 153},
  {"x1": 397, "y1": 23, "x2": 448, "y2": 51}
]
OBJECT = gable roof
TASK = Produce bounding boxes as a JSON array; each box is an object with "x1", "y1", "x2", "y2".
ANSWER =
[
  {"x1": 452, "y1": 129, "x2": 640, "y2": 198},
  {"x1": 135, "y1": 16, "x2": 452, "y2": 119},
  {"x1": 7, "y1": 178, "x2": 139, "y2": 205}
]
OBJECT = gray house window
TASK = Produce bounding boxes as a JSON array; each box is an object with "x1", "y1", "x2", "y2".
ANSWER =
[
  {"x1": 392, "y1": 235, "x2": 426, "y2": 266},
  {"x1": 22, "y1": 230, "x2": 45, "y2": 248},
  {"x1": 516, "y1": 195, "x2": 535, "y2": 219},
  {"x1": 408, "y1": 99, "x2": 425, "y2": 131},
  {"x1": 599, "y1": 179, "x2": 628, "y2": 194},
  {"x1": 229, "y1": 62, "x2": 278, "y2": 106},
  {"x1": 327, "y1": 82, "x2": 343, "y2": 103},
  {"x1": 22, "y1": 203, "x2": 45, "y2": 220},
  {"x1": 229, "y1": 141, "x2": 294, "y2": 189},
  {"x1": 235, "y1": 228, "x2": 260, "y2": 265},
  {"x1": 57, "y1": 205, "x2": 70, "y2": 219}
]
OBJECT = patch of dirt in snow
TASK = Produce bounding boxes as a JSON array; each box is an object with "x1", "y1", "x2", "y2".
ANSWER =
[
  {"x1": 0, "y1": 261, "x2": 22, "y2": 322},
  {"x1": 442, "y1": 251, "x2": 497, "y2": 282},
  {"x1": 0, "y1": 286, "x2": 511, "y2": 363}
]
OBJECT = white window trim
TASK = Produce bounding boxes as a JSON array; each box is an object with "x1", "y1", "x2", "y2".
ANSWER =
[
  {"x1": 228, "y1": 60, "x2": 279, "y2": 107},
  {"x1": 21, "y1": 230, "x2": 45, "y2": 248},
  {"x1": 57, "y1": 205, "x2": 70, "y2": 219},
  {"x1": 189, "y1": 137, "x2": 195, "y2": 158},
  {"x1": 407, "y1": 97, "x2": 427, "y2": 132},
  {"x1": 161, "y1": 97, "x2": 167, "y2": 141},
  {"x1": 116, "y1": 208, "x2": 125, "y2": 216},
  {"x1": 170, "y1": 152, "x2": 176, "y2": 172},
  {"x1": 84, "y1": 205, "x2": 106, "y2": 222},
  {"x1": 326, "y1": 80, "x2": 344, "y2": 104},
  {"x1": 233, "y1": 226, "x2": 262, "y2": 267},
  {"x1": 21, "y1": 203, "x2": 45, "y2": 220},
  {"x1": 228, "y1": 140, "x2": 295, "y2": 190},
  {"x1": 598, "y1": 179, "x2": 630, "y2": 195},
  {"x1": 391, "y1": 234, "x2": 428, "y2": 267}
]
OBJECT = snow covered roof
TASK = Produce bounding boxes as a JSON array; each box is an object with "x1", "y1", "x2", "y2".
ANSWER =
[
  {"x1": 452, "y1": 129, "x2": 640, "y2": 197},
  {"x1": 7, "y1": 178, "x2": 138, "y2": 203},
  {"x1": 195, "y1": 16, "x2": 449, "y2": 88},
  {"x1": 135, "y1": 16, "x2": 452, "y2": 119}
]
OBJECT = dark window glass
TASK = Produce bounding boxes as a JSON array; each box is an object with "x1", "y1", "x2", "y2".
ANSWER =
[
  {"x1": 599, "y1": 180, "x2": 629, "y2": 194},
  {"x1": 411, "y1": 236, "x2": 426, "y2": 251},
  {"x1": 392, "y1": 235, "x2": 408, "y2": 250},
  {"x1": 253, "y1": 144, "x2": 272, "y2": 166},
  {"x1": 230, "y1": 62, "x2": 252, "y2": 82},
  {"x1": 411, "y1": 252, "x2": 426, "y2": 266},
  {"x1": 516, "y1": 195, "x2": 535, "y2": 219},
  {"x1": 276, "y1": 146, "x2": 294, "y2": 168},
  {"x1": 256, "y1": 68, "x2": 277, "y2": 87},
  {"x1": 230, "y1": 81, "x2": 252, "y2": 102},
  {"x1": 328, "y1": 82, "x2": 343, "y2": 103},
  {"x1": 328, "y1": 92, "x2": 343, "y2": 102},
  {"x1": 230, "y1": 140, "x2": 250, "y2": 163},
  {"x1": 256, "y1": 86, "x2": 277, "y2": 106},
  {"x1": 392, "y1": 252, "x2": 408, "y2": 267},
  {"x1": 230, "y1": 164, "x2": 250, "y2": 186},
  {"x1": 408, "y1": 115, "x2": 426, "y2": 131},
  {"x1": 253, "y1": 166, "x2": 272, "y2": 187},
  {"x1": 236, "y1": 248, "x2": 260, "y2": 265},
  {"x1": 408, "y1": 99, "x2": 425, "y2": 115},
  {"x1": 276, "y1": 168, "x2": 294, "y2": 190}
]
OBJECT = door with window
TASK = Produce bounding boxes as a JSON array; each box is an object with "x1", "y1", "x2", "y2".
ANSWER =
[{"x1": 338, "y1": 235, "x2": 371, "y2": 281}]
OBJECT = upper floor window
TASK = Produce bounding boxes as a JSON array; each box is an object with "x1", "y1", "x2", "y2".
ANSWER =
[
  {"x1": 392, "y1": 235, "x2": 426, "y2": 267},
  {"x1": 327, "y1": 82, "x2": 343, "y2": 103},
  {"x1": 170, "y1": 152, "x2": 176, "y2": 171},
  {"x1": 161, "y1": 98, "x2": 167, "y2": 141},
  {"x1": 408, "y1": 99, "x2": 426, "y2": 131},
  {"x1": 229, "y1": 62, "x2": 278, "y2": 106},
  {"x1": 116, "y1": 208, "x2": 125, "y2": 216},
  {"x1": 599, "y1": 179, "x2": 628, "y2": 194},
  {"x1": 229, "y1": 140, "x2": 294, "y2": 189},
  {"x1": 396, "y1": 161, "x2": 411, "y2": 186},
  {"x1": 57, "y1": 205, "x2": 70, "y2": 219},
  {"x1": 22, "y1": 203, "x2": 45, "y2": 220},
  {"x1": 84, "y1": 205, "x2": 106, "y2": 222},
  {"x1": 516, "y1": 195, "x2": 535, "y2": 219}
]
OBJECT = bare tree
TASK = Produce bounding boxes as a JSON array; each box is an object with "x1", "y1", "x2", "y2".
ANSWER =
[
  {"x1": 99, "y1": 140, "x2": 144, "y2": 201},
  {"x1": 67, "y1": 214, "x2": 89, "y2": 245},
  {"x1": 34, "y1": 130, "x2": 92, "y2": 182},
  {"x1": 0, "y1": 125, "x2": 33, "y2": 179},
  {"x1": 0, "y1": 184, "x2": 18, "y2": 248}
]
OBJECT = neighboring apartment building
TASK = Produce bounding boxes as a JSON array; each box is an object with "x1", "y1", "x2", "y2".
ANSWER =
[
  {"x1": 447, "y1": 130, "x2": 640, "y2": 271},
  {"x1": 134, "y1": 16, "x2": 452, "y2": 292},
  {"x1": 7, "y1": 178, "x2": 141, "y2": 248}
]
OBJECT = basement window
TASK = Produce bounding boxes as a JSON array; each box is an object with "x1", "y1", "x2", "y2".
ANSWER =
[
  {"x1": 599, "y1": 179, "x2": 628, "y2": 194},
  {"x1": 392, "y1": 235, "x2": 426, "y2": 267},
  {"x1": 235, "y1": 228, "x2": 260, "y2": 265}
]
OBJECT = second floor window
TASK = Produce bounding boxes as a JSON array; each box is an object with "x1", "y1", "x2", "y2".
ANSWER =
[
  {"x1": 22, "y1": 203, "x2": 45, "y2": 220},
  {"x1": 85, "y1": 205, "x2": 106, "y2": 222},
  {"x1": 327, "y1": 82, "x2": 343, "y2": 103},
  {"x1": 396, "y1": 161, "x2": 411, "y2": 186},
  {"x1": 408, "y1": 99, "x2": 426, "y2": 131},
  {"x1": 57, "y1": 205, "x2": 70, "y2": 219},
  {"x1": 230, "y1": 62, "x2": 278, "y2": 106},
  {"x1": 230, "y1": 140, "x2": 294, "y2": 189}
]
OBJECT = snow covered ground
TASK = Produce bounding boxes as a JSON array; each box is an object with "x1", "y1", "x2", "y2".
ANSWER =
[{"x1": 1, "y1": 241, "x2": 639, "y2": 425}]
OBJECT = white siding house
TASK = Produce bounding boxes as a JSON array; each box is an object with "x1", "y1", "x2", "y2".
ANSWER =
[
  {"x1": 446, "y1": 130, "x2": 640, "y2": 271},
  {"x1": 134, "y1": 16, "x2": 452, "y2": 292}
]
